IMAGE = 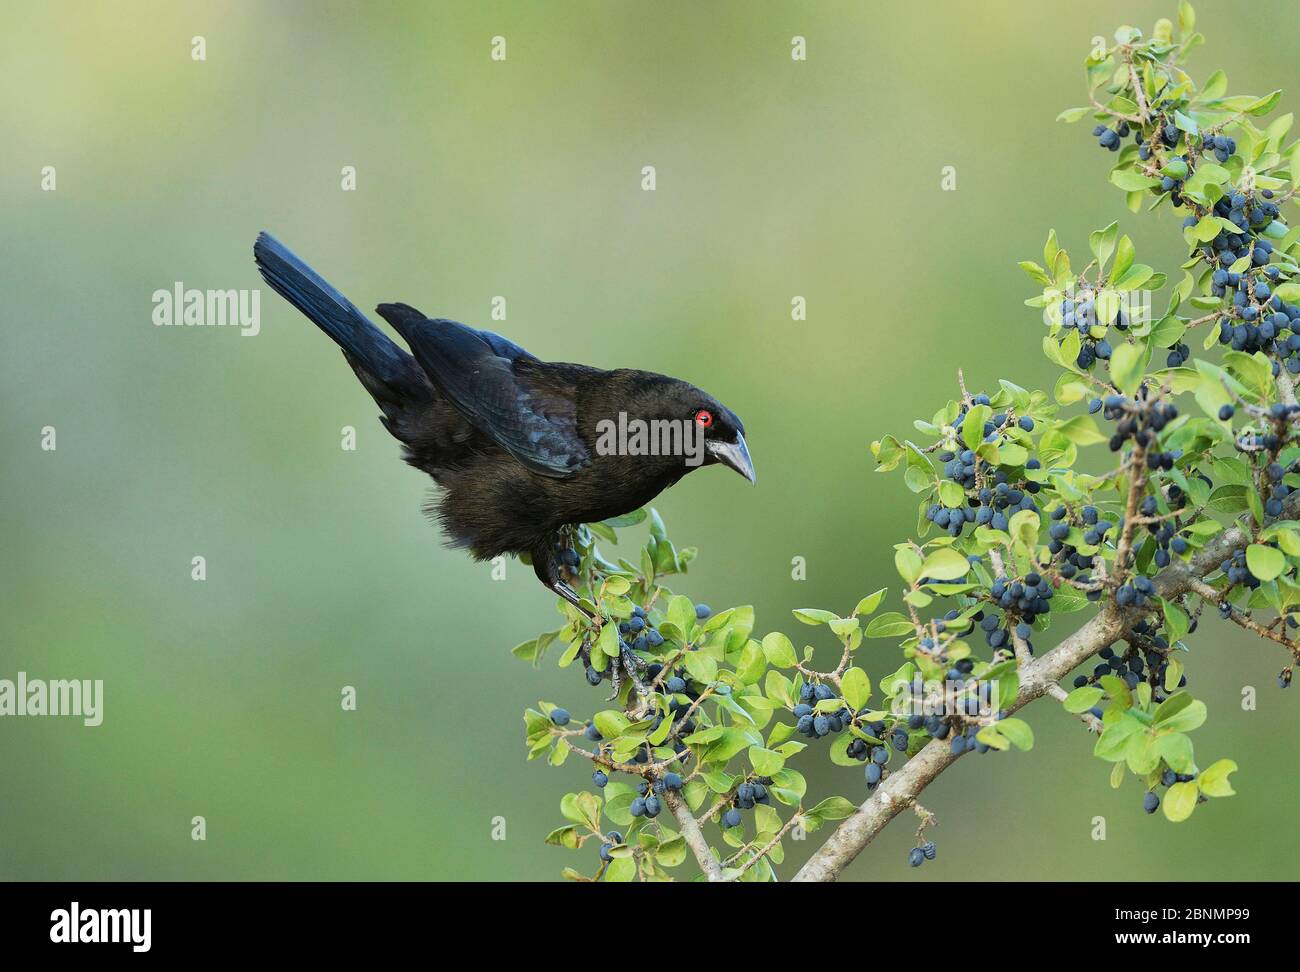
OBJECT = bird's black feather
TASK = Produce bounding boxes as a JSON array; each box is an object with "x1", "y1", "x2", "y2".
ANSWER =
[
  {"x1": 254, "y1": 233, "x2": 753, "y2": 602},
  {"x1": 378, "y1": 306, "x2": 591, "y2": 477}
]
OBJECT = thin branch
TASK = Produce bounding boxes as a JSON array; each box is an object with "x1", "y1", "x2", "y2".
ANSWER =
[
  {"x1": 1278, "y1": 368, "x2": 1298, "y2": 408},
  {"x1": 737, "y1": 812, "x2": 803, "y2": 876},
  {"x1": 1185, "y1": 577, "x2": 1300, "y2": 663},
  {"x1": 664, "y1": 790, "x2": 724, "y2": 882}
]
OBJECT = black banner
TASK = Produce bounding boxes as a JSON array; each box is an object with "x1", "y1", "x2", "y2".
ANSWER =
[{"x1": 0, "y1": 881, "x2": 1287, "y2": 956}]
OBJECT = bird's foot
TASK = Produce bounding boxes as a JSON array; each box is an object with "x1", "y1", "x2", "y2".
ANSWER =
[
  {"x1": 607, "y1": 659, "x2": 623, "y2": 702},
  {"x1": 551, "y1": 581, "x2": 597, "y2": 623},
  {"x1": 620, "y1": 643, "x2": 654, "y2": 717}
]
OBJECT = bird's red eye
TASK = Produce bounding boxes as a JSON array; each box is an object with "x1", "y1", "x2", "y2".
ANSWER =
[{"x1": 695, "y1": 409, "x2": 713, "y2": 428}]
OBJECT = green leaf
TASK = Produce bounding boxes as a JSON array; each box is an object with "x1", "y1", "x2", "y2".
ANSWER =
[
  {"x1": 1246, "y1": 544, "x2": 1287, "y2": 582},
  {"x1": 762, "y1": 631, "x2": 798, "y2": 668},
  {"x1": 1162, "y1": 599, "x2": 1190, "y2": 644},
  {"x1": 807, "y1": 796, "x2": 857, "y2": 821},
  {"x1": 853, "y1": 589, "x2": 887, "y2": 617},
  {"x1": 1163, "y1": 781, "x2": 1199, "y2": 822},
  {"x1": 828, "y1": 732, "x2": 857, "y2": 767},
  {"x1": 602, "y1": 508, "x2": 647, "y2": 528},
  {"x1": 544, "y1": 825, "x2": 581, "y2": 849},
  {"x1": 1009, "y1": 508, "x2": 1041, "y2": 552},
  {"x1": 864, "y1": 612, "x2": 914, "y2": 638},
  {"x1": 597, "y1": 621, "x2": 620, "y2": 658},
  {"x1": 841, "y1": 667, "x2": 872, "y2": 710},
  {"x1": 1163, "y1": 658, "x2": 1184, "y2": 694},
  {"x1": 1246, "y1": 89, "x2": 1283, "y2": 116},
  {"x1": 655, "y1": 836, "x2": 688, "y2": 867},
  {"x1": 1056, "y1": 107, "x2": 1091, "y2": 123},
  {"x1": 748, "y1": 746, "x2": 785, "y2": 777},
  {"x1": 735, "y1": 640, "x2": 765, "y2": 685},
  {"x1": 975, "y1": 725, "x2": 1011, "y2": 751},
  {"x1": 963, "y1": 404, "x2": 991, "y2": 450},
  {"x1": 1198, "y1": 758, "x2": 1238, "y2": 797},
  {"x1": 1153, "y1": 694, "x2": 1206, "y2": 732},
  {"x1": 1094, "y1": 716, "x2": 1143, "y2": 761},
  {"x1": 1110, "y1": 761, "x2": 1126, "y2": 789},
  {"x1": 604, "y1": 857, "x2": 637, "y2": 881},
  {"x1": 1063, "y1": 686, "x2": 1104, "y2": 713},
  {"x1": 1154, "y1": 731, "x2": 1195, "y2": 774},
  {"x1": 683, "y1": 650, "x2": 718, "y2": 684},
  {"x1": 1110, "y1": 342, "x2": 1145, "y2": 395},
  {"x1": 1055, "y1": 415, "x2": 1107, "y2": 446},
  {"x1": 1089, "y1": 220, "x2": 1119, "y2": 271},
  {"x1": 1112, "y1": 263, "x2": 1153, "y2": 292},
  {"x1": 561, "y1": 791, "x2": 604, "y2": 831},
  {"x1": 1110, "y1": 168, "x2": 1160, "y2": 191},
  {"x1": 894, "y1": 547, "x2": 924, "y2": 585},
  {"x1": 919, "y1": 547, "x2": 971, "y2": 581},
  {"x1": 667, "y1": 594, "x2": 695, "y2": 634},
  {"x1": 593, "y1": 709, "x2": 631, "y2": 739},
  {"x1": 995, "y1": 717, "x2": 1034, "y2": 751},
  {"x1": 792, "y1": 608, "x2": 838, "y2": 626}
]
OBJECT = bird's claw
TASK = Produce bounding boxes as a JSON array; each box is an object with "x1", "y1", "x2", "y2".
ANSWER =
[{"x1": 620, "y1": 644, "x2": 654, "y2": 716}]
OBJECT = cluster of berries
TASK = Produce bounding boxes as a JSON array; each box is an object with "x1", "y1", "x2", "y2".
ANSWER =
[
  {"x1": 1072, "y1": 618, "x2": 1188, "y2": 702},
  {"x1": 1219, "y1": 548, "x2": 1262, "y2": 593},
  {"x1": 926, "y1": 473, "x2": 1043, "y2": 538},
  {"x1": 1135, "y1": 492, "x2": 1193, "y2": 568},
  {"x1": 1261, "y1": 458, "x2": 1300, "y2": 518},
  {"x1": 1055, "y1": 287, "x2": 1135, "y2": 369},
  {"x1": 581, "y1": 603, "x2": 708, "y2": 688},
  {"x1": 628, "y1": 771, "x2": 685, "y2": 820},
  {"x1": 907, "y1": 841, "x2": 938, "y2": 867},
  {"x1": 1095, "y1": 394, "x2": 1180, "y2": 464},
  {"x1": 1213, "y1": 268, "x2": 1300, "y2": 367},
  {"x1": 1046, "y1": 505, "x2": 1099, "y2": 582},
  {"x1": 722, "y1": 777, "x2": 773, "y2": 829},
  {"x1": 1092, "y1": 119, "x2": 1133, "y2": 152},
  {"x1": 618, "y1": 607, "x2": 665, "y2": 653},
  {"x1": 948, "y1": 719, "x2": 1000, "y2": 756},
  {"x1": 986, "y1": 572, "x2": 1054, "y2": 647},
  {"x1": 793, "y1": 681, "x2": 855, "y2": 739}
]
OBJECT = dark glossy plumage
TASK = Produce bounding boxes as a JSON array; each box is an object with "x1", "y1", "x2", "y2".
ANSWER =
[{"x1": 253, "y1": 233, "x2": 754, "y2": 605}]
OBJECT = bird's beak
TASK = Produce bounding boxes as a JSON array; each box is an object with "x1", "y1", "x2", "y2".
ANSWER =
[{"x1": 707, "y1": 433, "x2": 756, "y2": 484}]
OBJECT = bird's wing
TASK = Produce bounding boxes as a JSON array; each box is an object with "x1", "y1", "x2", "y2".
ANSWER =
[{"x1": 381, "y1": 310, "x2": 591, "y2": 477}]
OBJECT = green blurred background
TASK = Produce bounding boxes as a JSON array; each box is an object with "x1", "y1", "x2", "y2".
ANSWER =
[{"x1": 1, "y1": 1, "x2": 1295, "y2": 882}]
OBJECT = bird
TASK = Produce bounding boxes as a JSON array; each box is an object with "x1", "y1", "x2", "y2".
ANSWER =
[{"x1": 253, "y1": 231, "x2": 754, "y2": 618}]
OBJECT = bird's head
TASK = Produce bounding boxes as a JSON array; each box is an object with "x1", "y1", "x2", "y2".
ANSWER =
[
  {"x1": 595, "y1": 372, "x2": 755, "y2": 485},
  {"x1": 688, "y1": 395, "x2": 755, "y2": 484}
]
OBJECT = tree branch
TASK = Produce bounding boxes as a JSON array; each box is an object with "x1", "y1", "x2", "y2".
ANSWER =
[
  {"x1": 665, "y1": 790, "x2": 724, "y2": 882},
  {"x1": 792, "y1": 504, "x2": 1279, "y2": 882}
]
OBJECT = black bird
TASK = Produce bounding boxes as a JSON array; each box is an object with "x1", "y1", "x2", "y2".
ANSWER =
[{"x1": 253, "y1": 232, "x2": 754, "y2": 614}]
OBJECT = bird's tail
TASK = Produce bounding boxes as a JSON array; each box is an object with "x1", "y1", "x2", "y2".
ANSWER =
[{"x1": 253, "y1": 231, "x2": 416, "y2": 392}]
